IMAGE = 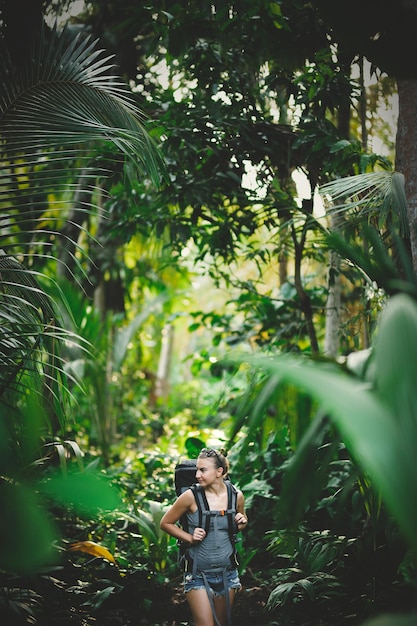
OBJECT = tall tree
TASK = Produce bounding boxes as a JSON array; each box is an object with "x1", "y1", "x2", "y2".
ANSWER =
[{"x1": 312, "y1": 0, "x2": 417, "y2": 271}]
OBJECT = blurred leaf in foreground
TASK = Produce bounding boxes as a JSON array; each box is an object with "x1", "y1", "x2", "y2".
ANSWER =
[
  {"x1": 40, "y1": 469, "x2": 121, "y2": 516},
  {"x1": 0, "y1": 482, "x2": 58, "y2": 572}
]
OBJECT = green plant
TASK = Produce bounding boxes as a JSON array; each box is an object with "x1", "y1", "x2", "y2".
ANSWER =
[
  {"x1": 0, "y1": 582, "x2": 42, "y2": 625},
  {"x1": 225, "y1": 432, "x2": 289, "y2": 574},
  {"x1": 0, "y1": 13, "x2": 162, "y2": 574},
  {"x1": 120, "y1": 500, "x2": 177, "y2": 575},
  {"x1": 267, "y1": 572, "x2": 344, "y2": 622},
  {"x1": 241, "y1": 293, "x2": 417, "y2": 624},
  {"x1": 265, "y1": 528, "x2": 353, "y2": 622}
]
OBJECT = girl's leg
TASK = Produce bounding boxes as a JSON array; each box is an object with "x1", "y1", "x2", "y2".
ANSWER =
[
  {"x1": 212, "y1": 588, "x2": 237, "y2": 626},
  {"x1": 186, "y1": 588, "x2": 215, "y2": 626}
]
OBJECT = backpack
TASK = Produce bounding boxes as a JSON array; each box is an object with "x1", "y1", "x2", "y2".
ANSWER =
[{"x1": 174, "y1": 458, "x2": 239, "y2": 567}]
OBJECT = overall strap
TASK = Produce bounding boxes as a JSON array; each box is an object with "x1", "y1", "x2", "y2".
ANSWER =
[
  {"x1": 192, "y1": 483, "x2": 238, "y2": 546},
  {"x1": 191, "y1": 485, "x2": 211, "y2": 534}
]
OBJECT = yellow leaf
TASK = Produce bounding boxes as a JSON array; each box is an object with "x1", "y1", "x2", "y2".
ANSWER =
[{"x1": 68, "y1": 541, "x2": 116, "y2": 564}]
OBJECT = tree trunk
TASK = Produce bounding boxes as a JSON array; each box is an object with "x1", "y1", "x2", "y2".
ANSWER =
[
  {"x1": 155, "y1": 323, "x2": 174, "y2": 401},
  {"x1": 292, "y1": 222, "x2": 319, "y2": 354},
  {"x1": 324, "y1": 246, "x2": 342, "y2": 357},
  {"x1": 359, "y1": 56, "x2": 368, "y2": 151},
  {"x1": 395, "y1": 77, "x2": 417, "y2": 275},
  {"x1": 323, "y1": 51, "x2": 353, "y2": 357}
]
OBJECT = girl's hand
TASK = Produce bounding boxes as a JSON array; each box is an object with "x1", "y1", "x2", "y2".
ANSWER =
[
  {"x1": 191, "y1": 527, "x2": 206, "y2": 544},
  {"x1": 235, "y1": 513, "x2": 248, "y2": 527}
]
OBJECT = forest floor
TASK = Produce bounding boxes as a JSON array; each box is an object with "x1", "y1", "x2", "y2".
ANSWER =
[
  {"x1": 7, "y1": 564, "x2": 413, "y2": 626},
  {"x1": 39, "y1": 571, "x2": 366, "y2": 626},
  {"x1": 42, "y1": 577, "x2": 275, "y2": 626},
  {"x1": 43, "y1": 583, "x2": 343, "y2": 626}
]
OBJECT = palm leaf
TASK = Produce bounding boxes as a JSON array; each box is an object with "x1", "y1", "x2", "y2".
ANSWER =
[
  {"x1": 112, "y1": 294, "x2": 168, "y2": 371},
  {"x1": 325, "y1": 225, "x2": 417, "y2": 297},
  {"x1": 319, "y1": 171, "x2": 409, "y2": 236},
  {"x1": 0, "y1": 23, "x2": 164, "y2": 405},
  {"x1": 0, "y1": 254, "x2": 60, "y2": 396},
  {"x1": 0, "y1": 25, "x2": 162, "y2": 179},
  {"x1": 0, "y1": 22, "x2": 163, "y2": 267},
  {"x1": 361, "y1": 615, "x2": 417, "y2": 626}
]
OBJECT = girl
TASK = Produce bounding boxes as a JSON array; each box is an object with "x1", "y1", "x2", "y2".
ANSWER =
[{"x1": 160, "y1": 448, "x2": 248, "y2": 626}]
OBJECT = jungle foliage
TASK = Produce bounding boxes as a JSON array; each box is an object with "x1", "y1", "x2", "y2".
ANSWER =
[{"x1": 0, "y1": 0, "x2": 417, "y2": 625}]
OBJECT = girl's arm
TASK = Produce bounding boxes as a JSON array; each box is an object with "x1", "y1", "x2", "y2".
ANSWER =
[
  {"x1": 234, "y1": 489, "x2": 248, "y2": 531},
  {"x1": 160, "y1": 490, "x2": 206, "y2": 545}
]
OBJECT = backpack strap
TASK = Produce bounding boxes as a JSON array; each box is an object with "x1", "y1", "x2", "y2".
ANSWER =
[
  {"x1": 189, "y1": 485, "x2": 210, "y2": 578},
  {"x1": 191, "y1": 485, "x2": 211, "y2": 534},
  {"x1": 201, "y1": 569, "x2": 230, "y2": 626},
  {"x1": 191, "y1": 482, "x2": 238, "y2": 542},
  {"x1": 177, "y1": 485, "x2": 199, "y2": 563},
  {"x1": 225, "y1": 481, "x2": 238, "y2": 549}
]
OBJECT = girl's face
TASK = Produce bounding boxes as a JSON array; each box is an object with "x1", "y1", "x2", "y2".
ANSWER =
[{"x1": 195, "y1": 457, "x2": 222, "y2": 485}]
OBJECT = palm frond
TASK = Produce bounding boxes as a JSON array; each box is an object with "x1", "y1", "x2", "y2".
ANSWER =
[
  {"x1": 326, "y1": 224, "x2": 417, "y2": 298},
  {"x1": 0, "y1": 23, "x2": 165, "y2": 406},
  {"x1": 319, "y1": 171, "x2": 408, "y2": 236},
  {"x1": 0, "y1": 25, "x2": 163, "y2": 182},
  {"x1": 0, "y1": 254, "x2": 63, "y2": 404},
  {"x1": 0, "y1": 23, "x2": 164, "y2": 266}
]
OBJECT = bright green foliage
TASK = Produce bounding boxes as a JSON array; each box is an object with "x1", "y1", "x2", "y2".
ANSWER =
[
  {"x1": 40, "y1": 469, "x2": 121, "y2": 516},
  {"x1": 0, "y1": 1, "x2": 416, "y2": 624},
  {"x1": 119, "y1": 500, "x2": 175, "y2": 573}
]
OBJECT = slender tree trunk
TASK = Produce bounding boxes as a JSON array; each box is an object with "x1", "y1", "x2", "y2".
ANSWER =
[
  {"x1": 277, "y1": 98, "x2": 291, "y2": 286},
  {"x1": 155, "y1": 323, "x2": 174, "y2": 401},
  {"x1": 278, "y1": 246, "x2": 288, "y2": 285},
  {"x1": 323, "y1": 51, "x2": 353, "y2": 357},
  {"x1": 292, "y1": 222, "x2": 319, "y2": 354},
  {"x1": 57, "y1": 172, "x2": 92, "y2": 280},
  {"x1": 395, "y1": 0, "x2": 417, "y2": 272},
  {"x1": 324, "y1": 240, "x2": 342, "y2": 357},
  {"x1": 358, "y1": 57, "x2": 368, "y2": 151},
  {"x1": 324, "y1": 195, "x2": 344, "y2": 358}
]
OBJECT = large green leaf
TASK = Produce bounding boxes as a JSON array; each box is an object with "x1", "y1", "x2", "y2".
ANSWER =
[
  {"x1": 40, "y1": 469, "x2": 121, "y2": 516},
  {"x1": 361, "y1": 616, "x2": 417, "y2": 626},
  {"x1": 0, "y1": 482, "x2": 58, "y2": 573},
  {"x1": 243, "y1": 294, "x2": 417, "y2": 551}
]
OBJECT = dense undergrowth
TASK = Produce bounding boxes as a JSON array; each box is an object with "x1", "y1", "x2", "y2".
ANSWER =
[{"x1": 1, "y1": 434, "x2": 416, "y2": 626}]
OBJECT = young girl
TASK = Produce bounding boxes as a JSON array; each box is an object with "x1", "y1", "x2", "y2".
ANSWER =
[{"x1": 160, "y1": 448, "x2": 248, "y2": 626}]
